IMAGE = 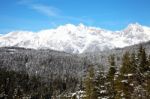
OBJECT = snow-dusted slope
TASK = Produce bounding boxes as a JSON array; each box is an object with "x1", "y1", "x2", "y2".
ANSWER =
[{"x1": 0, "y1": 23, "x2": 150, "y2": 53}]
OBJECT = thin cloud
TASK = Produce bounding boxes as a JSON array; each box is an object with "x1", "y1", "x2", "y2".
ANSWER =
[
  {"x1": 31, "y1": 4, "x2": 59, "y2": 17},
  {"x1": 17, "y1": 0, "x2": 59, "y2": 17},
  {"x1": 30, "y1": 4, "x2": 90, "y2": 23},
  {"x1": 17, "y1": 0, "x2": 94, "y2": 25}
]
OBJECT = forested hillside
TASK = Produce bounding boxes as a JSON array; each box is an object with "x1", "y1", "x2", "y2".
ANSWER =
[
  {"x1": 84, "y1": 45, "x2": 150, "y2": 99},
  {"x1": 0, "y1": 45, "x2": 150, "y2": 98},
  {"x1": 0, "y1": 47, "x2": 90, "y2": 98}
]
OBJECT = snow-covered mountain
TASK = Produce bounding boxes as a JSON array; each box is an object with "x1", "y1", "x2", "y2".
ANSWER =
[{"x1": 0, "y1": 23, "x2": 150, "y2": 53}]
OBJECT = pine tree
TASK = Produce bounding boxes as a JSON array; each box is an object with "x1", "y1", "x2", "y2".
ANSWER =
[
  {"x1": 95, "y1": 65, "x2": 107, "y2": 99},
  {"x1": 107, "y1": 54, "x2": 116, "y2": 98},
  {"x1": 137, "y1": 45, "x2": 148, "y2": 73},
  {"x1": 120, "y1": 52, "x2": 131, "y2": 74},
  {"x1": 130, "y1": 52, "x2": 137, "y2": 74},
  {"x1": 143, "y1": 54, "x2": 150, "y2": 98},
  {"x1": 115, "y1": 52, "x2": 134, "y2": 99},
  {"x1": 135, "y1": 45, "x2": 148, "y2": 89},
  {"x1": 129, "y1": 46, "x2": 150, "y2": 98},
  {"x1": 84, "y1": 65, "x2": 97, "y2": 99},
  {"x1": 107, "y1": 54, "x2": 116, "y2": 80}
]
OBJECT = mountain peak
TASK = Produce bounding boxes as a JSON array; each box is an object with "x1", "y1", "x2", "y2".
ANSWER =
[
  {"x1": 127, "y1": 23, "x2": 142, "y2": 29},
  {"x1": 0, "y1": 23, "x2": 150, "y2": 53},
  {"x1": 64, "y1": 23, "x2": 86, "y2": 29},
  {"x1": 56, "y1": 24, "x2": 76, "y2": 32},
  {"x1": 124, "y1": 23, "x2": 144, "y2": 32},
  {"x1": 65, "y1": 23, "x2": 76, "y2": 27},
  {"x1": 78, "y1": 23, "x2": 85, "y2": 27}
]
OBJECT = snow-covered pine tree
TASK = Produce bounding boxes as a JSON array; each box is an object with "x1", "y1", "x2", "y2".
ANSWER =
[
  {"x1": 138, "y1": 45, "x2": 148, "y2": 74},
  {"x1": 95, "y1": 65, "x2": 108, "y2": 99},
  {"x1": 145, "y1": 55, "x2": 150, "y2": 97},
  {"x1": 115, "y1": 52, "x2": 134, "y2": 99},
  {"x1": 107, "y1": 54, "x2": 116, "y2": 98},
  {"x1": 84, "y1": 65, "x2": 97, "y2": 99}
]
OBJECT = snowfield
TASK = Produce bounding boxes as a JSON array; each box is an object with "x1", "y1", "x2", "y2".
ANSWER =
[{"x1": 0, "y1": 23, "x2": 150, "y2": 53}]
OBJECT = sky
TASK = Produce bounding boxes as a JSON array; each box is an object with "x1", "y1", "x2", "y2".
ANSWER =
[{"x1": 0, "y1": 0, "x2": 150, "y2": 33}]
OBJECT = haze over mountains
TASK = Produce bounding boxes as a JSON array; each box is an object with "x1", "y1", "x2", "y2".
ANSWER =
[{"x1": 0, "y1": 23, "x2": 150, "y2": 53}]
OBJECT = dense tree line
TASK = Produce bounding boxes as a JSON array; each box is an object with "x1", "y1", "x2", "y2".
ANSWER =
[
  {"x1": 0, "y1": 47, "x2": 87, "y2": 98},
  {"x1": 84, "y1": 45, "x2": 150, "y2": 99},
  {"x1": 0, "y1": 67, "x2": 79, "y2": 98},
  {"x1": 0, "y1": 45, "x2": 150, "y2": 98}
]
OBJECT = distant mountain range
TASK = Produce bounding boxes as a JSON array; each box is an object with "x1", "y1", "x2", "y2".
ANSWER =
[{"x1": 0, "y1": 23, "x2": 150, "y2": 53}]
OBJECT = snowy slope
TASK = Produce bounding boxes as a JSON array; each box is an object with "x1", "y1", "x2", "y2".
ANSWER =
[{"x1": 0, "y1": 23, "x2": 150, "y2": 53}]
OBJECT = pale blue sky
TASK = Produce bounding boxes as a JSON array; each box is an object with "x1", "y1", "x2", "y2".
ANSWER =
[{"x1": 0, "y1": 0, "x2": 150, "y2": 33}]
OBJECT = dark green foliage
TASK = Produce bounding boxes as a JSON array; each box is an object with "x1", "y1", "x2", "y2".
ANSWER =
[
  {"x1": 0, "y1": 68, "x2": 78, "y2": 98},
  {"x1": 114, "y1": 45, "x2": 150, "y2": 99},
  {"x1": 95, "y1": 66, "x2": 108, "y2": 98},
  {"x1": 138, "y1": 45, "x2": 149, "y2": 73},
  {"x1": 84, "y1": 66, "x2": 97, "y2": 99},
  {"x1": 108, "y1": 54, "x2": 116, "y2": 80},
  {"x1": 120, "y1": 51, "x2": 132, "y2": 74},
  {"x1": 84, "y1": 45, "x2": 150, "y2": 99},
  {"x1": 107, "y1": 54, "x2": 116, "y2": 98},
  {"x1": 1, "y1": 45, "x2": 150, "y2": 98},
  {"x1": 115, "y1": 52, "x2": 134, "y2": 99},
  {"x1": 108, "y1": 54, "x2": 115, "y2": 66},
  {"x1": 0, "y1": 68, "x2": 30, "y2": 98},
  {"x1": 130, "y1": 52, "x2": 137, "y2": 73}
]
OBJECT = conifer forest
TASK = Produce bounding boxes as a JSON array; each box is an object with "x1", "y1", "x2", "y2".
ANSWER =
[{"x1": 0, "y1": 45, "x2": 150, "y2": 99}]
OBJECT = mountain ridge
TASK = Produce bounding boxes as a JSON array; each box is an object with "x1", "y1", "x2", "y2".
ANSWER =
[{"x1": 0, "y1": 23, "x2": 150, "y2": 53}]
